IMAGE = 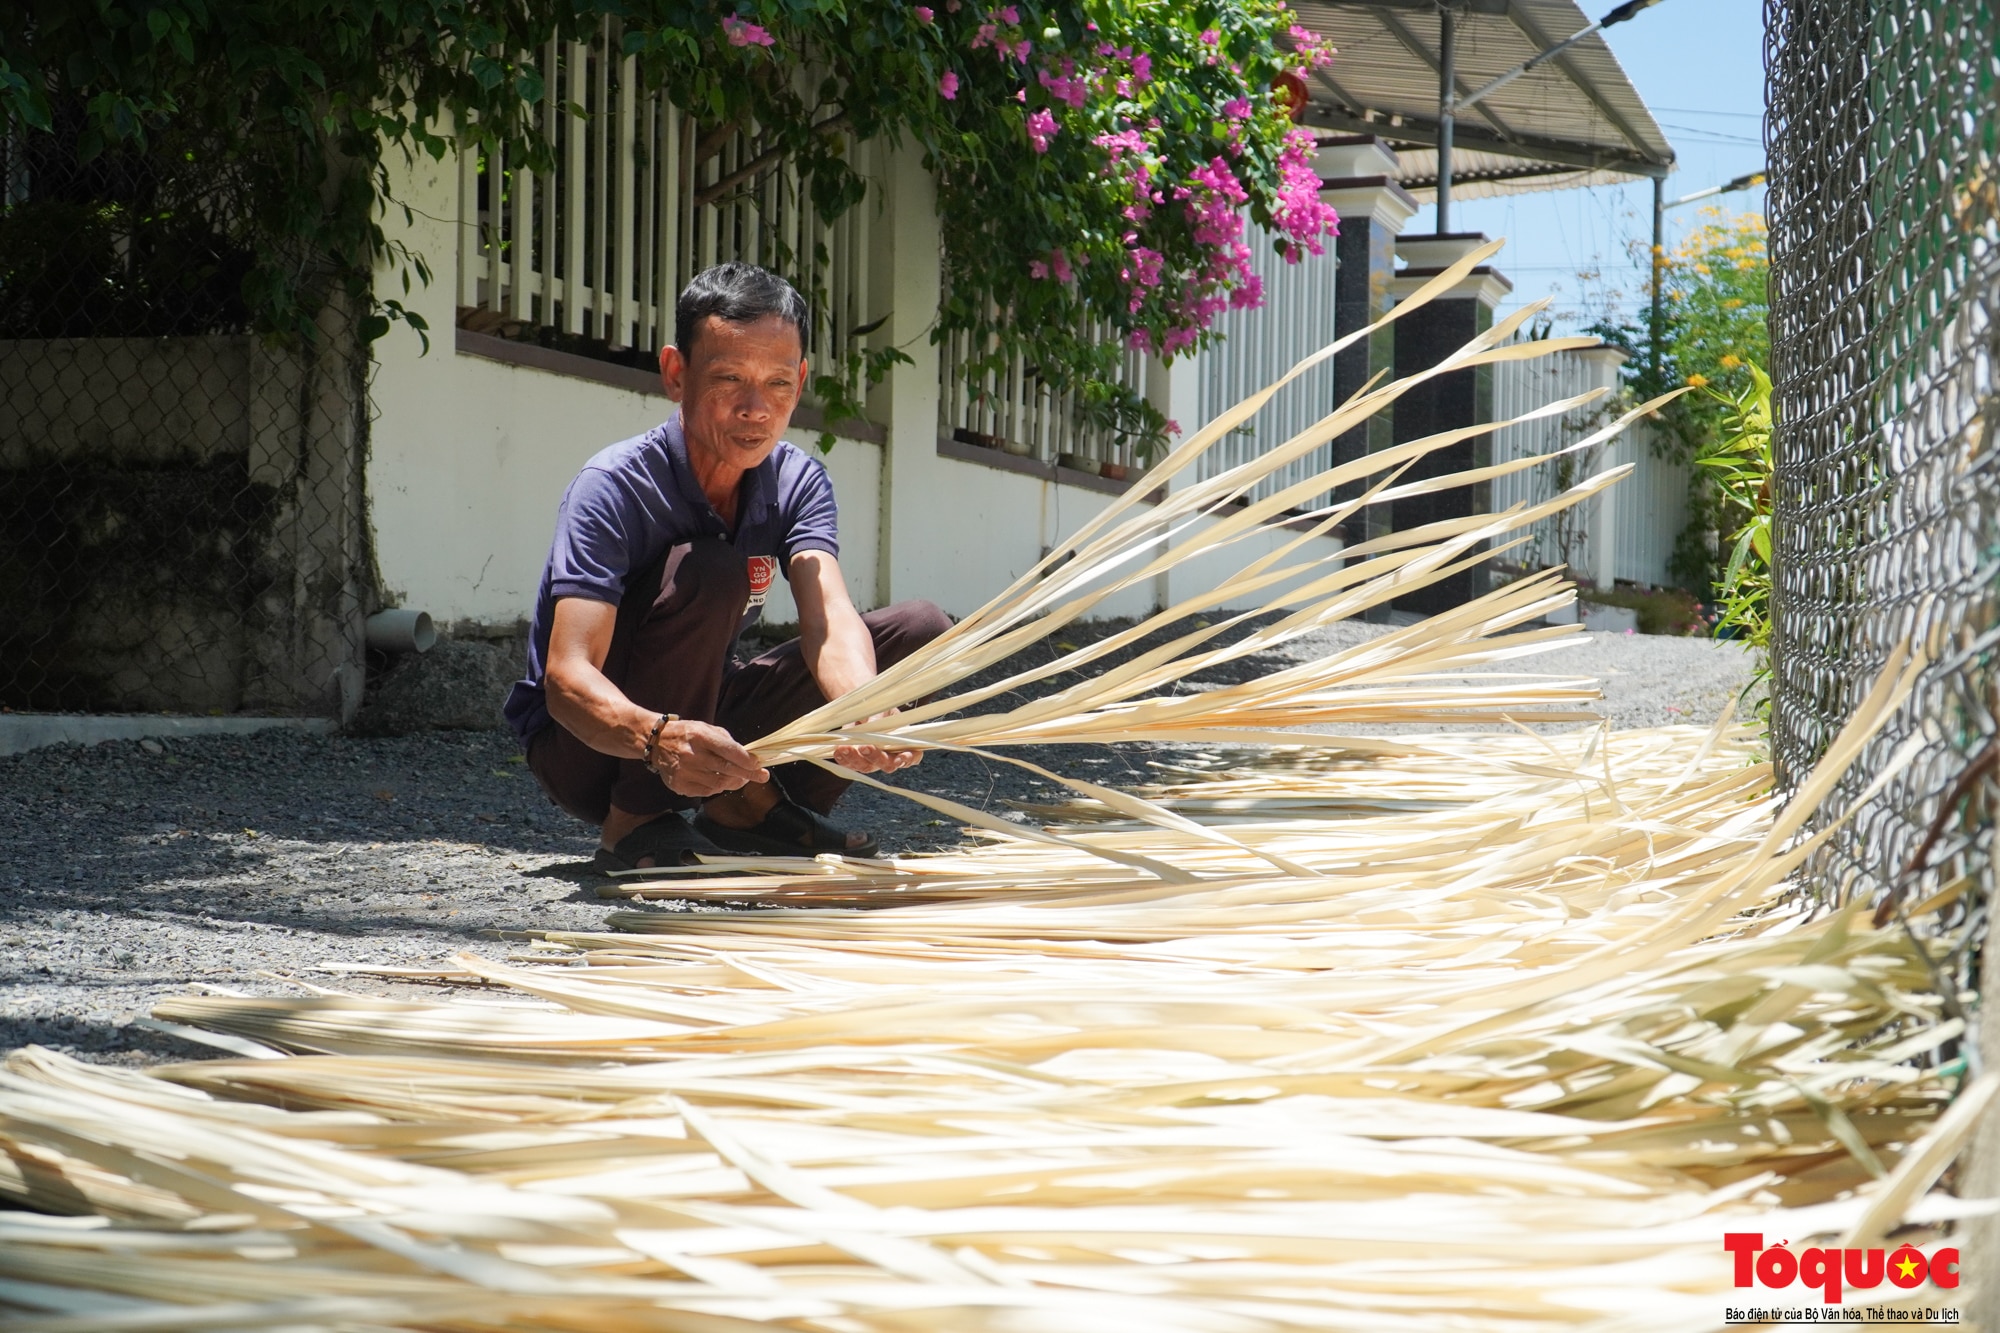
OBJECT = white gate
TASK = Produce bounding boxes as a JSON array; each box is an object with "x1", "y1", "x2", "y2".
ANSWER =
[{"x1": 1490, "y1": 343, "x2": 1687, "y2": 588}]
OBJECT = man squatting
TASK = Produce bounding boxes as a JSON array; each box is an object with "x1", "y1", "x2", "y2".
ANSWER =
[{"x1": 504, "y1": 263, "x2": 952, "y2": 871}]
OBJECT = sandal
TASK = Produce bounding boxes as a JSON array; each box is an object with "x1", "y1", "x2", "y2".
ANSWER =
[
  {"x1": 592, "y1": 812, "x2": 724, "y2": 874},
  {"x1": 694, "y1": 797, "x2": 879, "y2": 859}
]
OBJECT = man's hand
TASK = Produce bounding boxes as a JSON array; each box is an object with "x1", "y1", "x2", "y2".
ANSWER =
[
  {"x1": 545, "y1": 598, "x2": 769, "y2": 797},
  {"x1": 653, "y1": 719, "x2": 770, "y2": 797},
  {"x1": 791, "y1": 551, "x2": 924, "y2": 777},
  {"x1": 831, "y1": 708, "x2": 924, "y2": 776}
]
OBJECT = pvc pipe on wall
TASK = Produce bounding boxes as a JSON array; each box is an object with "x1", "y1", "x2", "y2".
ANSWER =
[{"x1": 364, "y1": 609, "x2": 438, "y2": 654}]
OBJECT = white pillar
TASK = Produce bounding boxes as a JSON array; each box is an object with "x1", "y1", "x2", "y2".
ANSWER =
[
  {"x1": 1147, "y1": 354, "x2": 1203, "y2": 611},
  {"x1": 1579, "y1": 345, "x2": 1629, "y2": 592},
  {"x1": 867, "y1": 144, "x2": 945, "y2": 608}
]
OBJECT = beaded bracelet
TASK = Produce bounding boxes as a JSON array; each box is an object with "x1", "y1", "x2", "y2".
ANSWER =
[{"x1": 641, "y1": 712, "x2": 679, "y2": 775}]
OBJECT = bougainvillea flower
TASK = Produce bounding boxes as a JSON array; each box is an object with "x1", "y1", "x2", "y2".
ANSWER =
[
  {"x1": 1027, "y1": 107, "x2": 1059, "y2": 152},
  {"x1": 721, "y1": 15, "x2": 776, "y2": 47}
]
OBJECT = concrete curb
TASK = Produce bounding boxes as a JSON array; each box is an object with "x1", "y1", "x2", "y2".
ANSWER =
[{"x1": 0, "y1": 714, "x2": 335, "y2": 757}]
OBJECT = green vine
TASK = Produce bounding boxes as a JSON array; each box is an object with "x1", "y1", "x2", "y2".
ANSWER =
[{"x1": 3, "y1": 0, "x2": 1334, "y2": 455}]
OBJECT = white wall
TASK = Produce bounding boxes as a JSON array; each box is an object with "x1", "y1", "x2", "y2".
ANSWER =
[{"x1": 368, "y1": 144, "x2": 880, "y2": 630}]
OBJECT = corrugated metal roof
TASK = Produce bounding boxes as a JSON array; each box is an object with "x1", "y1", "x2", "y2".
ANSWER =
[{"x1": 1293, "y1": 0, "x2": 1676, "y2": 199}]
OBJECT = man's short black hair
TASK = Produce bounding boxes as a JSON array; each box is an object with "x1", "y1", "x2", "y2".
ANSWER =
[{"x1": 674, "y1": 262, "x2": 810, "y2": 358}]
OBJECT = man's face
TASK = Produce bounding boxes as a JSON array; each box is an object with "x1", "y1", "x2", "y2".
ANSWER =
[{"x1": 660, "y1": 314, "x2": 808, "y2": 472}]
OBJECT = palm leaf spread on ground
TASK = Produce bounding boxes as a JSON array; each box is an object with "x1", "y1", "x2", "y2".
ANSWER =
[{"x1": 0, "y1": 248, "x2": 1986, "y2": 1330}]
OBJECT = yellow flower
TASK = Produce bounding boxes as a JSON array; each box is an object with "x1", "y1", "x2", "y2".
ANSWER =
[
  {"x1": 1719, "y1": 354, "x2": 1742, "y2": 369},
  {"x1": 1686, "y1": 373, "x2": 1710, "y2": 388},
  {"x1": 1722, "y1": 298, "x2": 1745, "y2": 309}
]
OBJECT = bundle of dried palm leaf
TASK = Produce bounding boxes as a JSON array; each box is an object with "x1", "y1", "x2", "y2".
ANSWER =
[
  {"x1": 0, "y1": 817, "x2": 1981, "y2": 1328},
  {"x1": 0, "y1": 661, "x2": 1980, "y2": 1332},
  {"x1": 749, "y1": 241, "x2": 1681, "y2": 786},
  {"x1": 0, "y1": 260, "x2": 1985, "y2": 1331}
]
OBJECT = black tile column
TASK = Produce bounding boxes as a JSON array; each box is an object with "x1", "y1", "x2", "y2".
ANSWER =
[
  {"x1": 1318, "y1": 140, "x2": 1417, "y2": 553},
  {"x1": 1386, "y1": 233, "x2": 1509, "y2": 616}
]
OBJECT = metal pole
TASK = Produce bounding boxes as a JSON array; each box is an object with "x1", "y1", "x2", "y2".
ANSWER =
[
  {"x1": 1436, "y1": 5, "x2": 1456, "y2": 233},
  {"x1": 1457, "y1": 0, "x2": 1667, "y2": 114},
  {"x1": 1646, "y1": 172, "x2": 1763, "y2": 384},
  {"x1": 1650, "y1": 174, "x2": 1665, "y2": 385}
]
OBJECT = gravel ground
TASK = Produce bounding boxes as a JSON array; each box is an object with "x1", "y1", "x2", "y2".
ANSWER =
[{"x1": 1, "y1": 618, "x2": 1754, "y2": 1065}]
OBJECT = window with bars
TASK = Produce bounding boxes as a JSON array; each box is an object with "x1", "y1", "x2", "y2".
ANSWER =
[{"x1": 454, "y1": 21, "x2": 874, "y2": 387}]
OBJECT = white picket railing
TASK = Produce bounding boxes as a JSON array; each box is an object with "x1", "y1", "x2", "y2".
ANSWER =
[
  {"x1": 1490, "y1": 342, "x2": 1688, "y2": 588},
  {"x1": 937, "y1": 315, "x2": 1151, "y2": 475},
  {"x1": 935, "y1": 224, "x2": 1338, "y2": 480},
  {"x1": 456, "y1": 22, "x2": 872, "y2": 376},
  {"x1": 1193, "y1": 228, "x2": 1342, "y2": 509}
]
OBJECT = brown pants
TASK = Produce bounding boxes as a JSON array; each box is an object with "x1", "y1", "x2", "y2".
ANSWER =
[{"x1": 526, "y1": 538, "x2": 951, "y2": 827}]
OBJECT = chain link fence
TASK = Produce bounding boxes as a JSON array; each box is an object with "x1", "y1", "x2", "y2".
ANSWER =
[
  {"x1": 0, "y1": 109, "x2": 371, "y2": 719},
  {"x1": 1765, "y1": 0, "x2": 1999, "y2": 955}
]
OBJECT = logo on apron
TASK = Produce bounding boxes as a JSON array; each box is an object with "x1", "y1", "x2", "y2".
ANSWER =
[{"x1": 746, "y1": 554, "x2": 777, "y2": 608}]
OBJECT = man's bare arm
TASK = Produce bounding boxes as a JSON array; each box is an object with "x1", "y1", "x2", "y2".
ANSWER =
[
  {"x1": 788, "y1": 551, "x2": 921, "y2": 775},
  {"x1": 544, "y1": 597, "x2": 767, "y2": 798}
]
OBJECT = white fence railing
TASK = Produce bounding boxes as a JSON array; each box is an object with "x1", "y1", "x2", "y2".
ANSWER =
[
  {"x1": 1193, "y1": 229, "x2": 1342, "y2": 509},
  {"x1": 1490, "y1": 342, "x2": 1688, "y2": 588},
  {"x1": 936, "y1": 225, "x2": 1338, "y2": 482},
  {"x1": 456, "y1": 23, "x2": 872, "y2": 377},
  {"x1": 938, "y1": 316, "x2": 1150, "y2": 476}
]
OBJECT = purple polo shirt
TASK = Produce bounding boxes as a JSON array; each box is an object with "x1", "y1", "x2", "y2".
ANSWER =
[{"x1": 503, "y1": 414, "x2": 839, "y2": 744}]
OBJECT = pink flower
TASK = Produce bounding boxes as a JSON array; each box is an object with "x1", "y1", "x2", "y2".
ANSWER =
[
  {"x1": 1289, "y1": 23, "x2": 1336, "y2": 68},
  {"x1": 1127, "y1": 328, "x2": 1153, "y2": 352},
  {"x1": 1038, "y1": 62, "x2": 1088, "y2": 108},
  {"x1": 1093, "y1": 127, "x2": 1148, "y2": 159},
  {"x1": 1026, "y1": 107, "x2": 1059, "y2": 152},
  {"x1": 1029, "y1": 259, "x2": 1049, "y2": 279},
  {"x1": 915, "y1": 5, "x2": 933, "y2": 20},
  {"x1": 1131, "y1": 52, "x2": 1151, "y2": 83},
  {"x1": 998, "y1": 4, "x2": 1019, "y2": 21},
  {"x1": 1269, "y1": 127, "x2": 1340, "y2": 254},
  {"x1": 1199, "y1": 28, "x2": 1219, "y2": 46},
  {"x1": 1221, "y1": 96, "x2": 1251, "y2": 120},
  {"x1": 939, "y1": 69, "x2": 959, "y2": 99},
  {"x1": 1165, "y1": 419, "x2": 1181, "y2": 435},
  {"x1": 1050, "y1": 249, "x2": 1073, "y2": 283},
  {"x1": 721, "y1": 15, "x2": 776, "y2": 47}
]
